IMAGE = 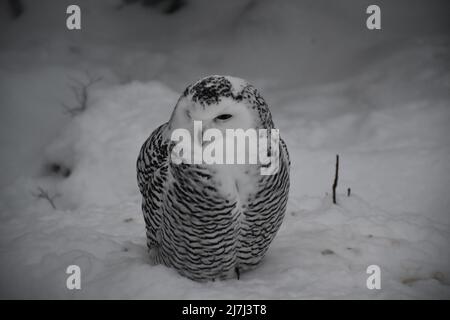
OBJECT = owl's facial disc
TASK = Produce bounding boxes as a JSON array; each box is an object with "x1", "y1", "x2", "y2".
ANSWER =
[{"x1": 170, "y1": 97, "x2": 254, "y2": 140}]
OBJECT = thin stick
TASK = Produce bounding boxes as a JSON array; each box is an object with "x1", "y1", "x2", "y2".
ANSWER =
[{"x1": 332, "y1": 154, "x2": 339, "y2": 204}]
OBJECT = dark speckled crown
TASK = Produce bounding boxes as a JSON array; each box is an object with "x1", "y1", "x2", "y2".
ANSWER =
[{"x1": 182, "y1": 75, "x2": 274, "y2": 129}]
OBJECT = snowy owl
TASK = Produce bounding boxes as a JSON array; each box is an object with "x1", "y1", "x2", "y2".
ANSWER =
[{"x1": 136, "y1": 75, "x2": 290, "y2": 281}]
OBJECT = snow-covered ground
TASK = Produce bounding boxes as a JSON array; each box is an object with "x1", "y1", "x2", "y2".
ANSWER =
[{"x1": 0, "y1": 0, "x2": 449, "y2": 299}]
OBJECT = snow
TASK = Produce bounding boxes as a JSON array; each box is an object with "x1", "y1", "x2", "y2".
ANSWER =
[{"x1": 0, "y1": 0, "x2": 449, "y2": 299}]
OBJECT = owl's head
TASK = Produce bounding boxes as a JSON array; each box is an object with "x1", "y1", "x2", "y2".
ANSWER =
[{"x1": 168, "y1": 75, "x2": 273, "y2": 136}]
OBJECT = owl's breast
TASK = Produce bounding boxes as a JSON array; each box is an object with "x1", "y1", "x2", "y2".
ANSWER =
[{"x1": 157, "y1": 163, "x2": 262, "y2": 280}]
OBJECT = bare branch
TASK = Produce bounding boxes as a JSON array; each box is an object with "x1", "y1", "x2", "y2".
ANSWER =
[
  {"x1": 31, "y1": 187, "x2": 60, "y2": 209},
  {"x1": 62, "y1": 72, "x2": 102, "y2": 117}
]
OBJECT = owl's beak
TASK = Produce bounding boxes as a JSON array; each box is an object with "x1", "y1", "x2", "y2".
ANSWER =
[
  {"x1": 200, "y1": 126, "x2": 210, "y2": 147},
  {"x1": 198, "y1": 122, "x2": 213, "y2": 147},
  {"x1": 197, "y1": 126, "x2": 203, "y2": 146}
]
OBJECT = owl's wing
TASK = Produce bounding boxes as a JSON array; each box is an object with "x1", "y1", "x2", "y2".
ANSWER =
[
  {"x1": 136, "y1": 122, "x2": 170, "y2": 249},
  {"x1": 136, "y1": 123, "x2": 170, "y2": 194},
  {"x1": 239, "y1": 135, "x2": 290, "y2": 269},
  {"x1": 280, "y1": 137, "x2": 290, "y2": 167}
]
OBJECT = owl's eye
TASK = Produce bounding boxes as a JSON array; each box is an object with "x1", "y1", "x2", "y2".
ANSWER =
[{"x1": 215, "y1": 114, "x2": 233, "y2": 121}]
